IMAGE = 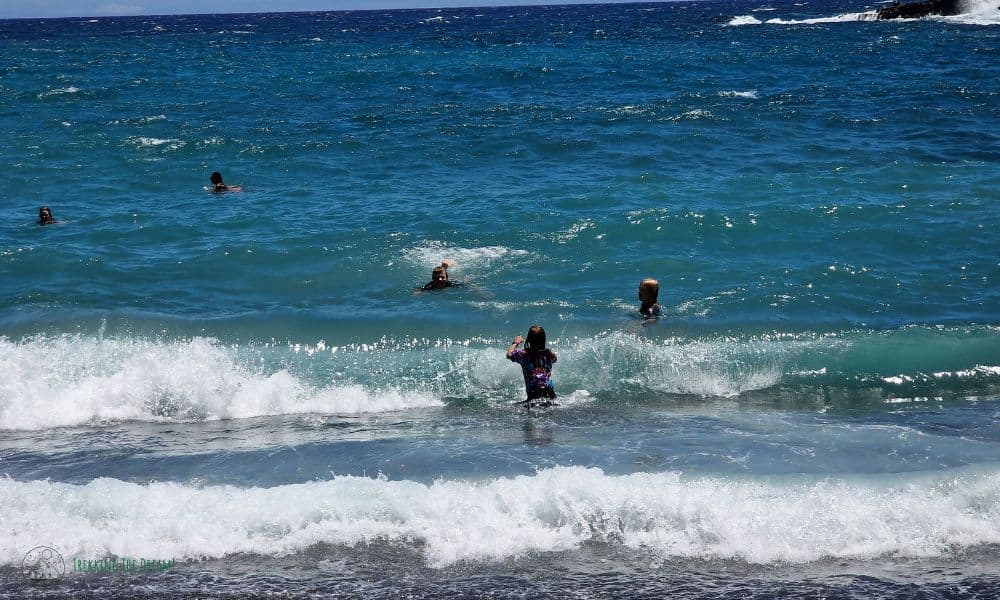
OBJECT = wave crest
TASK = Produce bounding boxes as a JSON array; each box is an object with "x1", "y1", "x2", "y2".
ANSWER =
[
  {"x1": 0, "y1": 335, "x2": 442, "y2": 430},
  {"x1": 3, "y1": 467, "x2": 999, "y2": 567}
]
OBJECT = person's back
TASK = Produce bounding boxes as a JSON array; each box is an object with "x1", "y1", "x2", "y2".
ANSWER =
[
  {"x1": 638, "y1": 278, "x2": 661, "y2": 319},
  {"x1": 506, "y1": 324, "x2": 557, "y2": 405},
  {"x1": 209, "y1": 171, "x2": 229, "y2": 192}
]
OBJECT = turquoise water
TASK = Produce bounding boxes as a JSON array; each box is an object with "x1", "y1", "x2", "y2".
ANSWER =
[{"x1": 2, "y1": 1, "x2": 999, "y2": 597}]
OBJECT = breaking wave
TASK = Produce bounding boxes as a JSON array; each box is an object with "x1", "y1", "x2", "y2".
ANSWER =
[
  {"x1": 3, "y1": 466, "x2": 999, "y2": 567},
  {"x1": 2, "y1": 325, "x2": 997, "y2": 430}
]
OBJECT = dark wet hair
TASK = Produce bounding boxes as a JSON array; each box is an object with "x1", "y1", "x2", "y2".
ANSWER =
[
  {"x1": 431, "y1": 265, "x2": 447, "y2": 280},
  {"x1": 524, "y1": 325, "x2": 546, "y2": 356},
  {"x1": 210, "y1": 172, "x2": 223, "y2": 185},
  {"x1": 38, "y1": 206, "x2": 54, "y2": 224}
]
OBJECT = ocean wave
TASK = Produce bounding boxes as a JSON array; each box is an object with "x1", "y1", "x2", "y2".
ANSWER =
[
  {"x1": 2, "y1": 326, "x2": 997, "y2": 431},
  {"x1": 0, "y1": 336, "x2": 442, "y2": 431},
  {"x1": 726, "y1": 15, "x2": 763, "y2": 26},
  {"x1": 3, "y1": 466, "x2": 999, "y2": 567}
]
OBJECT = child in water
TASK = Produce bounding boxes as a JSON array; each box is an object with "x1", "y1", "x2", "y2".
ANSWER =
[
  {"x1": 422, "y1": 260, "x2": 460, "y2": 291},
  {"x1": 506, "y1": 324, "x2": 558, "y2": 406},
  {"x1": 38, "y1": 206, "x2": 55, "y2": 225},
  {"x1": 209, "y1": 171, "x2": 241, "y2": 192},
  {"x1": 638, "y1": 278, "x2": 661, "y2": 319},
  {"x1": 209, "y1": 171, "x2": 229, "y2": 192}
]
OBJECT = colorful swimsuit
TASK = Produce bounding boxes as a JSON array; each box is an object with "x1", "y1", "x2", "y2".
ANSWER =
[{"x1": 508, "y1": 348, "x2": 557, "y2": 400}]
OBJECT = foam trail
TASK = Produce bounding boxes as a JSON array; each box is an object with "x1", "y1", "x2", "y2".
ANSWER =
[
  {"x1": 401, "y1": 241, "x2": 529, "y2": 276},
  {"x1": 3, "y1": 467, "x2": 999, "y2": 568}
]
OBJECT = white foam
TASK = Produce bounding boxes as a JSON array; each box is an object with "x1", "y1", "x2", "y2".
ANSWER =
[
  {"x1": 403, "y1": 241, "x2": 529, "y2": 276},
  {"x1": 0, "y1": 335, "x2": 442, "y2": 431},
  {"x1": 553, "y1": 219, "x2": 596, "y2": 243},
  {"x1": 127, "y1": 137, "x2": 185, "y2": 150},
  {"x1": 765, "y1": 12, "x2": 878, "y2": 24},
  {"x1": 947, "y1": 0, "x2": 1000, "y2": 24},
  {"x1": 719, "y1": 90, "x2": 759, "y2": 99},
  {"x1": 668, "y1": 109, "x2": 715, "y2": 121},
  {"x1": 754, "y1": 0, "x2": 999, "y2": 26},
  {"x1": 727, "y1": 15, "x2": 763, "y2": 25},
  {"x1": 37, "y1": 86, "x2": 81, "y2": 98},
  {"x1": 3, "y1": 466, "x2": 999, "y2": 567},
  {"x1": 933, "y1": 365, "x2": 1000, "y2": 379}
]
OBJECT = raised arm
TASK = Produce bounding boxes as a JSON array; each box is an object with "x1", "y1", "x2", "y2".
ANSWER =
[{"x1": 507, "y1": 335, "x2": 524, "y2": 359}]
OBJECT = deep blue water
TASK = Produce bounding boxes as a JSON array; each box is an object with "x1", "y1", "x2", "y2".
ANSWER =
[{"x1": 1, "y1": 1, "x2": 999, "y2": 597}]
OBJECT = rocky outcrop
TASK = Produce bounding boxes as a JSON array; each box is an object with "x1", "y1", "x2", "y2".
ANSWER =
[{"x1": 875, "y1": 0, "x2": 962, "y2": 19}]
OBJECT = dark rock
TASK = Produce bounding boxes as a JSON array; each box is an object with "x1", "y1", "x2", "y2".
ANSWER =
[{"x1": 875, "y1": 0, "x2": 962, "y2": 19}]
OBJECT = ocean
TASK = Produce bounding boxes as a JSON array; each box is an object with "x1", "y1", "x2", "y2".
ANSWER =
[{"x1": 1, "y1": 0, "x2": 998, "y2": 597}]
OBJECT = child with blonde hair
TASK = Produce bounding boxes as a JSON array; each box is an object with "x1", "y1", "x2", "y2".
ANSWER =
[{"x1": 638, "y1": 278, "x2": 661, "y2": 319}]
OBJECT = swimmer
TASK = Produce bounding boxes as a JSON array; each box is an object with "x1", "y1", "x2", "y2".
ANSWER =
[
  {"x1": 209, "y1": 171, "x2": 241, "y2": 192},
  {"x1": 422, "y1": 260, "x2": 460, "y2": 291},
  {"x1": 209, "y1": 171, "x2": 229, "y2": 192},
  {"x1": 638, "y1": 278, "x2": 661, "y2": 319},
  {"x1": 38, "y1": 206, "x2": 55, "y2": 225}
]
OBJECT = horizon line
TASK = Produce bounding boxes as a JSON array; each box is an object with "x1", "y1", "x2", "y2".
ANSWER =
[{"x1": 0, "y1": 0, "x2": 684, "y2": 21}]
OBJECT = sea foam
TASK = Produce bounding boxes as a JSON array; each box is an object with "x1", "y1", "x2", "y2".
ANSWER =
[
  {"x1": 0, "y1": 335, "x2": 442, "y2": 431},
  {"x1": 3, "y1": 466, "x2": 999, "y2": 568}
]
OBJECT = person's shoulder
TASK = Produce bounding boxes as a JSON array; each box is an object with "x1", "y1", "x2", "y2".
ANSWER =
[
  {"x1": 508, "y1": 348, "x2": 526, "y2": 361},
  {"x1": 543, "y1": 349, "x2": 557, "y2": 362}
]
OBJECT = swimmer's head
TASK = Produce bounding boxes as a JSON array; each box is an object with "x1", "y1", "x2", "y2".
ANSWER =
[
  {"x1": 38, "y1": 206, "x2": 54, "y2": 225},
  {"x1": 524, "y1": 324, "x2": 546, "y2": 354},
  {"x1": 638, "y1": 278, "x2": 659, "y2": 304},
  {"x1": 210, "y1": 172, "x2": 224, "y2": 185},
  {"x1": 431, "y1": 265, "x2": 448, "y2": 282}
]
